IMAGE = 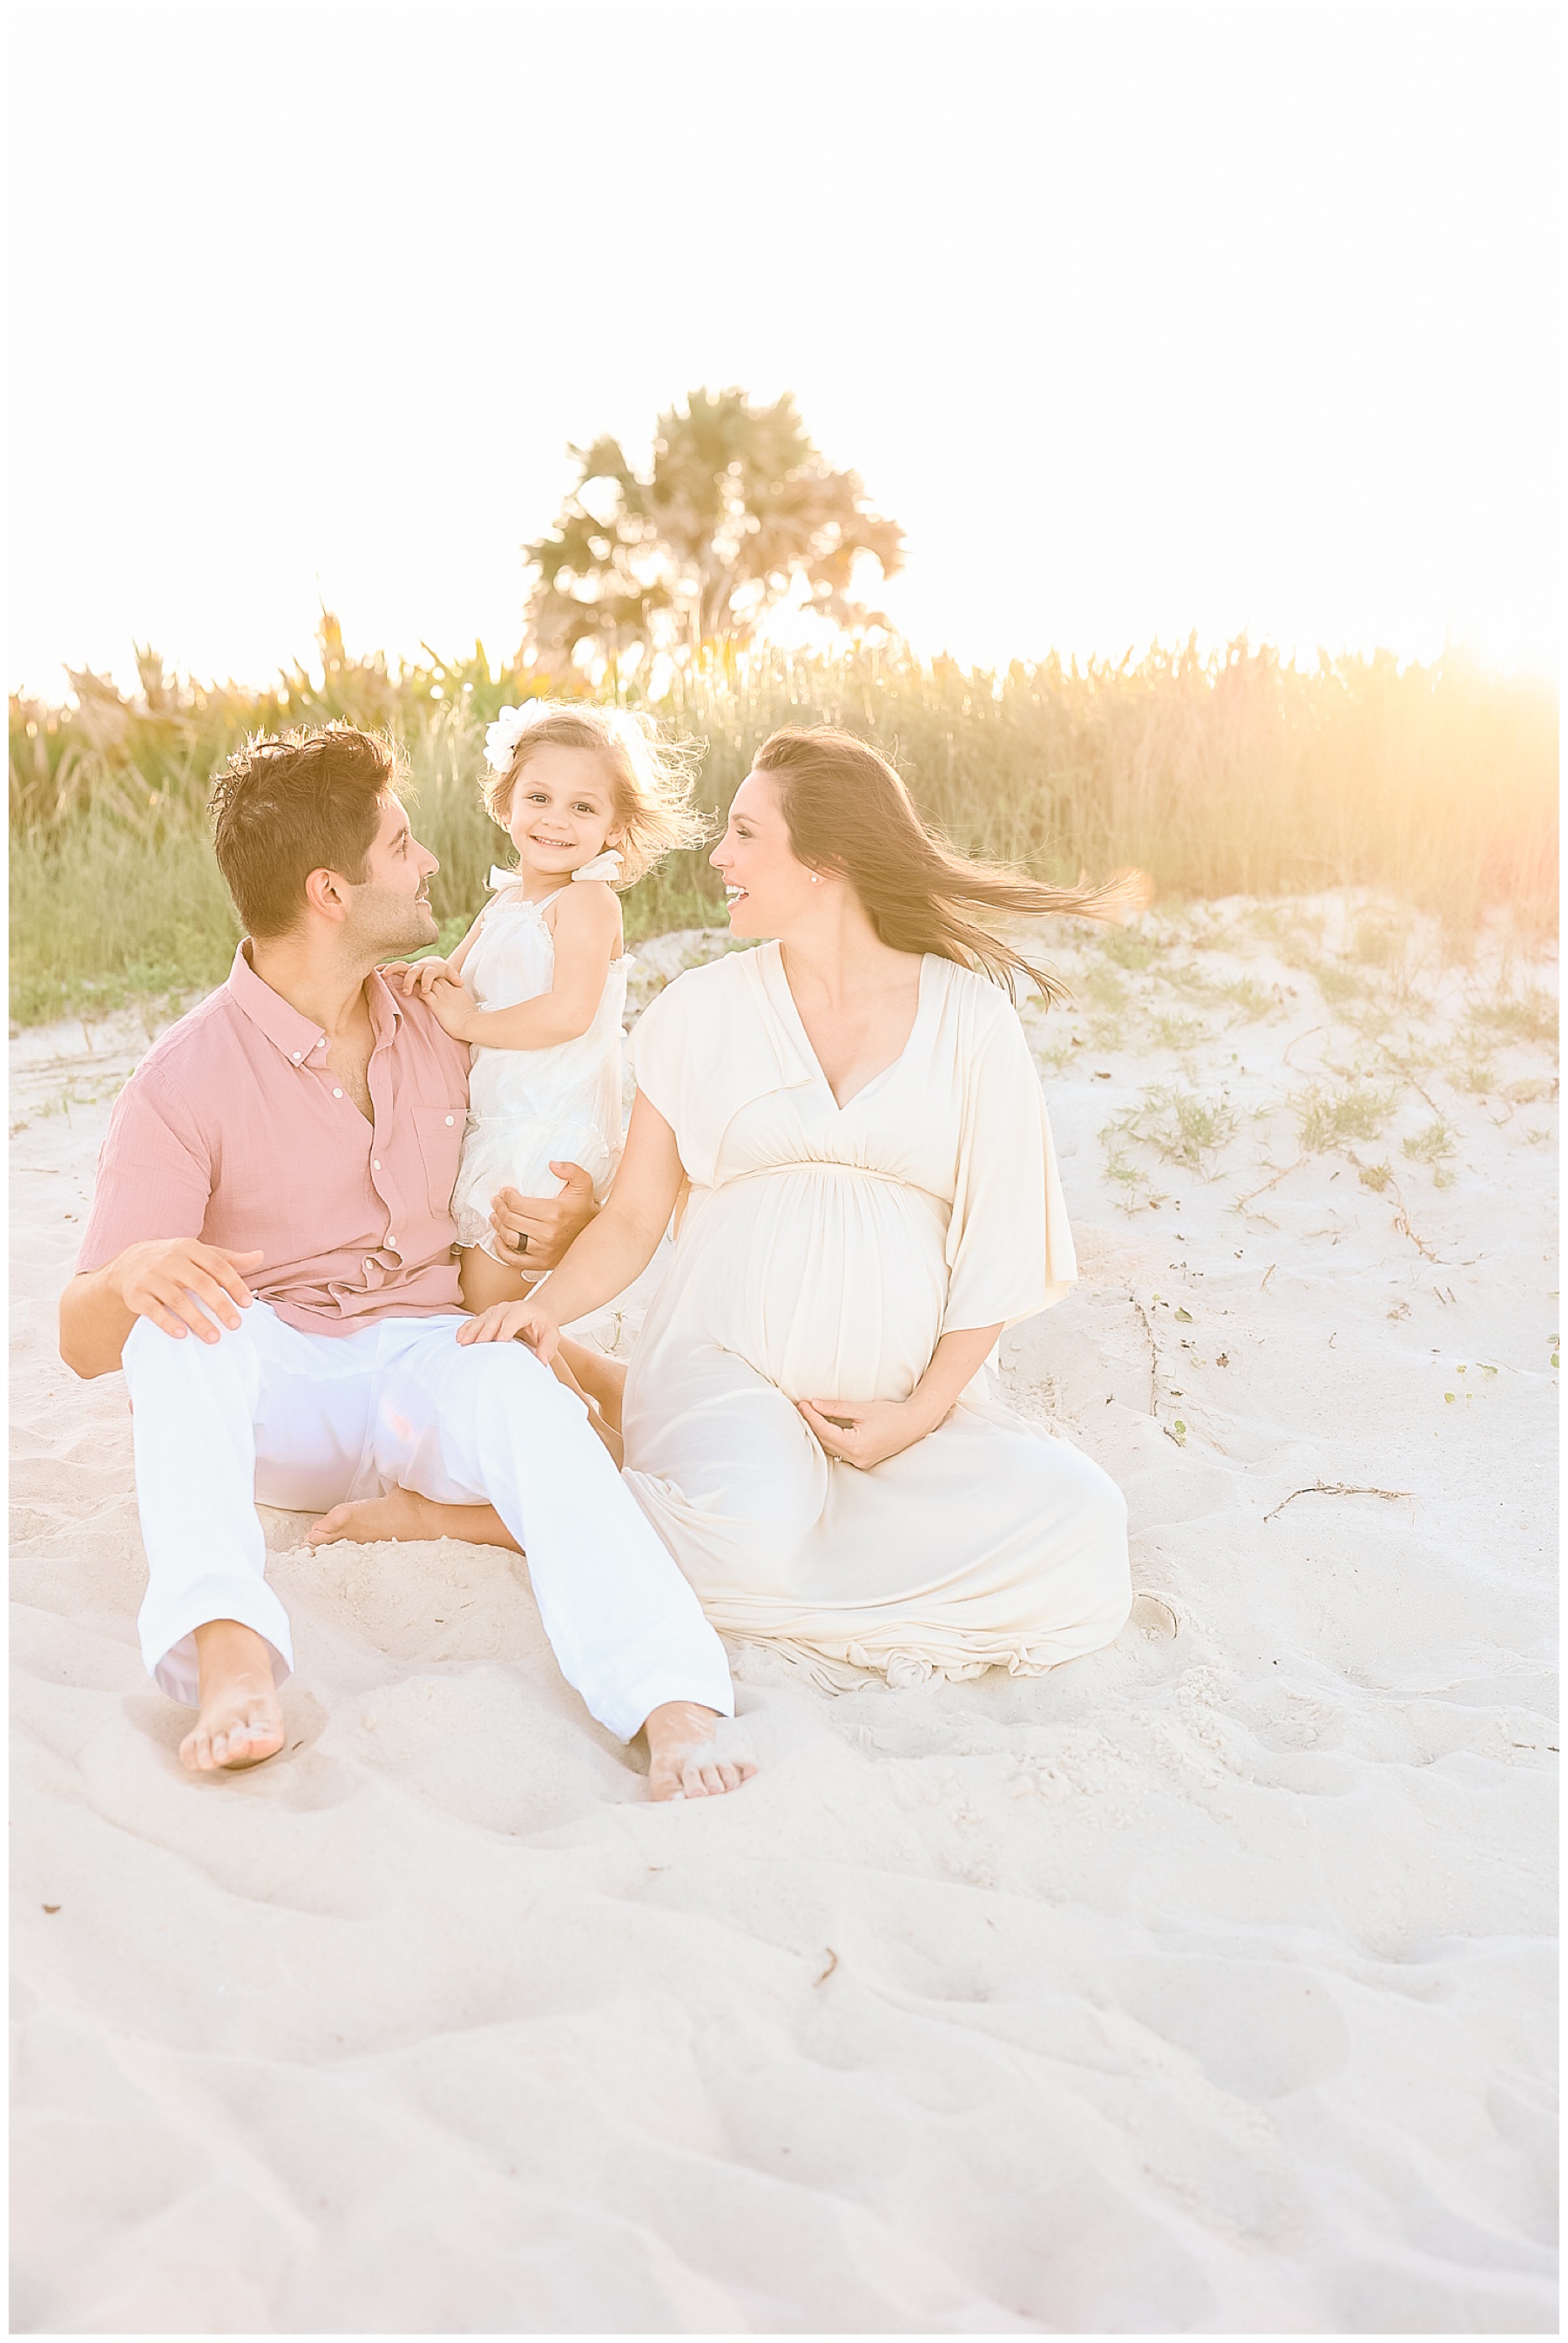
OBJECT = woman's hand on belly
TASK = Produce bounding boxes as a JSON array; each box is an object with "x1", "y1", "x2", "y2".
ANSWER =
[
  {"x1": 796, "y1": 1392, "x2": 934, "y2": 1472},
  {"x1": 798, "y1": 1319, "x2": 1005, "y2": 1471}
]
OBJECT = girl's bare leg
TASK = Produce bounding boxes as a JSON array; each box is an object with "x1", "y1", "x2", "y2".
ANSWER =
[
  {"x1": 458, "y1": 1241, "x2": 537, "y2": 1313},
  {"x1": 459, "y1": 1242, "x2": 622, "y2": 1458},
  {"x1": 556, "y1": 1335, "x2": 628, "y2": 1432}
]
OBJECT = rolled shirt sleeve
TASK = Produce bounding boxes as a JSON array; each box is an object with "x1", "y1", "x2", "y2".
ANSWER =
[{"x1": 75, "y1": 1073, "x2": 213, "y2": 1274}]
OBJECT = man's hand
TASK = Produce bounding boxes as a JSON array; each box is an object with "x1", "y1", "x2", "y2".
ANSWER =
[
  {"x1": 456, "y1": 1296, "x2": 562, "y2": 1364},
  {"x1": 489, "y1": 1163, "x2": 598, "y2": 1272},
  {"x1": 112, "y1": 1240, "x2": 265, "y2": 1343},
  {"x1": 796, "y1": 1393, "x2": 936, "y2": 1472}
]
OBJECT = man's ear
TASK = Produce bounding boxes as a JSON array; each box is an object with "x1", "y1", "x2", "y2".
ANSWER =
[{"x1": 302, "y1": 866, "x2": 351, "y2": 923}]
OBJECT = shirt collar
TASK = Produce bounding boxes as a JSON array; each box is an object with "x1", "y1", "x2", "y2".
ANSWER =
[{"x1": 226, "y1": 942, "x2": 404, "y2": 1067}]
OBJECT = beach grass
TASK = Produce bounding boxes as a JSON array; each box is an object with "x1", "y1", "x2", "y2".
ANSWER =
[{"x1": 10, "y1": 634, "x2": 1558, "y2": 1025}]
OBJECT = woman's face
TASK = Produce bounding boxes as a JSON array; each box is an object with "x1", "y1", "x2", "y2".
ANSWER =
[{"x1": 709, "y1": 769, "x2": 819, "y2": 936}]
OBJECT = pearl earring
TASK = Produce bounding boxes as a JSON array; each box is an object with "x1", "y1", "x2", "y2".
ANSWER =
[{"x1": 810, "y1": 874, "x2": 821, "y2": 885}]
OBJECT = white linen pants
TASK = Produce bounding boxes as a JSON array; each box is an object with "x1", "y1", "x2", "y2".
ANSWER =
[{"x1": 121, "y1": 1299, "x2": 734, "y2": 1742}]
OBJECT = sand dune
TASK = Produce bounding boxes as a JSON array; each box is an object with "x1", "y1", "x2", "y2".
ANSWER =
[{"x1": 10, "y1": 897, "x2": 1557, "y2": 2332}]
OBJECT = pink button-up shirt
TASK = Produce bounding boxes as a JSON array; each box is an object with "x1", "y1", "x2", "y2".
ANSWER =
[{"x1": 75, "y1": 944, "x2": 472, "y2": 1336}]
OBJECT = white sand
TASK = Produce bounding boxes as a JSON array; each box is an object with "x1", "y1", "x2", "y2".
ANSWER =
[{"x1": 10, "y1": 897, "x2": 1558, "y2": 2333}]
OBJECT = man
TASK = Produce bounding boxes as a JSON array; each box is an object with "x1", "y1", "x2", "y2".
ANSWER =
[{"x1": 59, "y1": 722, "x2": 751, "y2": 1800}]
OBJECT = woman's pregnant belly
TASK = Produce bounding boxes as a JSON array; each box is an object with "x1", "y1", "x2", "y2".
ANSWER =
[{"x1": 668, "y1": 1164, "x2": 951, "y2": 1405}]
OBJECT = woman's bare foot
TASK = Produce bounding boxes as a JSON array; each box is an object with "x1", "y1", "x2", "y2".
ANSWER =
[
  {"x1": 642, "y1": 1700, "x2": 758, "y2": 1800},
  {"x1": 308, "y1": 1485, "x2": 486, "y2": 1548},
  {"x1": 180, "y1": 1620, "x2": 285, "y2": 1773}
]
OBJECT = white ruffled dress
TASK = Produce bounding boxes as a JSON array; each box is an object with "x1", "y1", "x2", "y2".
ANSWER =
[{"x1": 449, "y1": 857, "x2": 632, "y2": 1259}]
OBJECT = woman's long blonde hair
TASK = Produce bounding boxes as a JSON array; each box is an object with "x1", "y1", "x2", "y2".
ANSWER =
[
  {"x1": 483, "y1": 703, "x2": 706, "y2": 886},
  {"x1": 753, "y1": 726, "x2": 1148, "y2": 1003}
]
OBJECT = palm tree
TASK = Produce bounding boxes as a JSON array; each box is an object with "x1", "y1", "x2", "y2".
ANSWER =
[{"x1": 524, "y1": 388, "x2": 904, "y2": 671}]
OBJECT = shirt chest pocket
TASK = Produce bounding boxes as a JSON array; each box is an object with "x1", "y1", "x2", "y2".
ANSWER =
[{"x1": 412, "y1": 1105, "x2": 466, "y2": 1219}]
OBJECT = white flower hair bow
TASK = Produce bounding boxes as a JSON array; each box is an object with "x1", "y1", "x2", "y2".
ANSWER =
[{"x1": 483, "y1": 701, "x2": 554, "y2": 774}]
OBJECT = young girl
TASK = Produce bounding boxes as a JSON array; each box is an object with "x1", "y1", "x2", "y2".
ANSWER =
[{"x1": 391, "y1": 701, "x2": 705, "y2": 1339}]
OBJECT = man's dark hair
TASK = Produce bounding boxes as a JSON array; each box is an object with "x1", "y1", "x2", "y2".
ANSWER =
[{"x1": 207, "y1": 723, "x2": 398, "y2": 937}]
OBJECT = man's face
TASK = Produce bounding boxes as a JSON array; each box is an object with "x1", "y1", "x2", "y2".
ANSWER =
[{"x1": 342, "y1": 794, "x2": 441, "y2": 959}]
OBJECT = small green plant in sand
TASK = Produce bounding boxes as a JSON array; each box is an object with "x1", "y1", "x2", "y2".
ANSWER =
[
  {"x1": 1369, "y1": 1031, "x2": 1442, "y2": 1081},
  {"x1": 1402, "y1": 1117, "x2": 1458, "y2": 1186},
  {"x1": 1314, "y1": 962, "x2": 1367, "y2": 1006},
  {"x1": 1469, "y1": 989, "x2": 1558, "y2": 1050},
  {"x1": 1150, "y1": 1010, "x2": 1210, "y2": 1051},
  {"x1": 1214, "y1": 975, "x2": 1278, "y2": 1024},
  {"x1": 1450, "y1": 1042, "x2": 1500, "y2": 1096},
  {"x1": 1100, "y1": 1136, "x2": 1159, "y2": 1213},
  {"x1": 1349, "y1": 912, "x2": 1411, "y2": 970},
  {"x1": 1159, "y1": 963, "x2": 1278, "y2": 1024},
  {"x1": 1098, "y1": 924, "x2": 1158, "y2": 972},
  {"x1": 1356, "y1": 1159, "x2": 1395, "y2": 1192},
  {"x1": 1104, "y1": 1083, "x2": 1240, "y2": 1174},
  {"x1": 1247, "y1": 904, "x2": 1328, "y2": 965},
  {"x1": 1032, "y1": 1029, "x2": 1078, "y2": 1073},
  {"x1": 1294, "y1": 1080, "x2": 1400, "y2": 1153},
  {"x1": 1081, "y1": 963, "x2": 1131, "y2": 1012}
]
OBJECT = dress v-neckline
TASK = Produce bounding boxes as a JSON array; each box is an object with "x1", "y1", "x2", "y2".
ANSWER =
[{"x1": 765, "y1": 943, "x2": 931, "y2": 1112}]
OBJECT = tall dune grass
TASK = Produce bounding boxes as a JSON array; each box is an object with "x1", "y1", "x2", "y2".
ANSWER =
[{"x1": 10, "y1": 633, "x2": 1556, "y2": 1025}]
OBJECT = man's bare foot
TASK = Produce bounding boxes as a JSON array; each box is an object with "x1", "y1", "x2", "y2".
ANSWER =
[
  {"x1": 642, "y1": 1700, "x2": 758, "y2": 1801},
  {"x1": 179, "y1": 1620, "x2": 285, "y2": 1773}
]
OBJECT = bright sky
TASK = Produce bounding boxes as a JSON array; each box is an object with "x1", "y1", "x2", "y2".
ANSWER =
[{"x1": 8, "y1": 2, "x2": 1558, "y2": 701}]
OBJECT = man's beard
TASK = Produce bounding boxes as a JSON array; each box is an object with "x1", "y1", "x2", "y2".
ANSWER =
[{"x1": 346, "y1": 882, "x2": 439, "y2": 964}]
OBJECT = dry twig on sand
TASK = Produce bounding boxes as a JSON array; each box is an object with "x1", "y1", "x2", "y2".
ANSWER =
[{"x1": 1264, "y1": 1480, "x2": 1415, "y2": 1523}]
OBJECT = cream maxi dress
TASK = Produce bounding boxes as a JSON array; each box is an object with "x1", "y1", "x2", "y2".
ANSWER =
[{"x1": 620, "y1": 942, "x2": 1132, "y2": 1687}]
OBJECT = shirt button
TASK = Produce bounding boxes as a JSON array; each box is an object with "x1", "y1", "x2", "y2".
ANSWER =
[
  {"x1": 333, "y1": 1087, "x2": 343, "y2": 1099},
  {"x1": 291, "y1": 1052, "x2": 302, "y2": 1063},
  {"x1": 445, "y1": 1114, "x2": 455, "y2": 1126},
  {"x1": 373, "y1": 1159, "x2": 382, "y2": 1170}
]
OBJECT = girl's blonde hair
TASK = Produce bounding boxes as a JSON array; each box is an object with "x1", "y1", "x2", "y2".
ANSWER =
[{"x1": 483, "y1": 703, "x2": 707, "y2": 886}]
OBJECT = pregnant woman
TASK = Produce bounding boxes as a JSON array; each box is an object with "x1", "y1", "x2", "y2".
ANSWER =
[{"x1": 409, "y1": 723, "x2": 1139, "y2": 1689}]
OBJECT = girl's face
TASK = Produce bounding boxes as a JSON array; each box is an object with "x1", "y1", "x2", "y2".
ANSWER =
[
  {"x1": 506, "y1": 745, "x2": 622, "y2": 881},
  {"x1": 709, "y1": 769, "x2": 821, "y2": 936}
]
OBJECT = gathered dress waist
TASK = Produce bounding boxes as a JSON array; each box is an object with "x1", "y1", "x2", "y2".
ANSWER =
[{"x1": 706, "y1": 1160, "x2": 945, "y2": 1202}]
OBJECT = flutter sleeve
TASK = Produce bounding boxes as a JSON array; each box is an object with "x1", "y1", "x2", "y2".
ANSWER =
[
  {"x1": 628, "y1": 949, "x2": 814, "y2": 1188},
  {"x1": 942, "y1": 996, "x2": 1078, "y2": 1332},
  {"x1": 626, "y1": 979, "x2": 691, "y2": 1148}
]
